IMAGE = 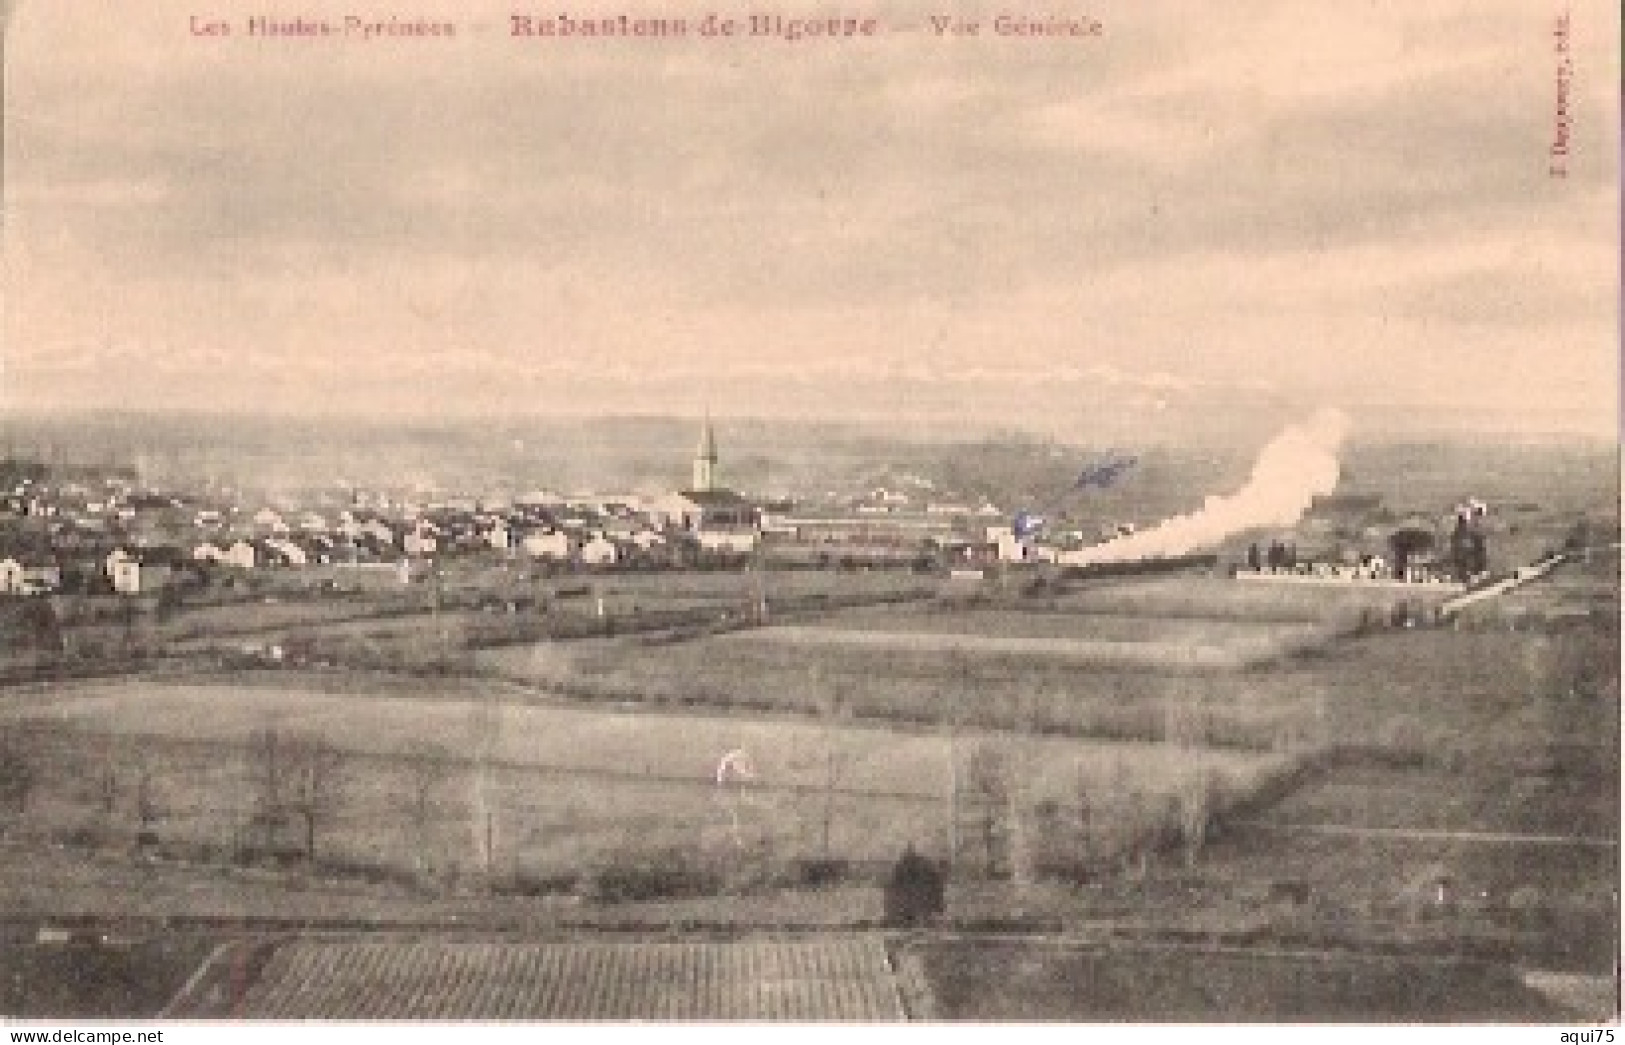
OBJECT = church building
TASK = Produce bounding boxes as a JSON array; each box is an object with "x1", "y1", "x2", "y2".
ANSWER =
[{"x1": 649, "y1": 417, "x2": 759, "y2": 540}]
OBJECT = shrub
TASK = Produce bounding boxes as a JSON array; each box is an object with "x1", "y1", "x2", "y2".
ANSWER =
[
  {"x1": 586, "y1": 847, "x2": 723, "y2": 904},
  {"x1": 884, "y1": 845, "x2": 945, "y2": 926},
  {"x1": 792, "y1": 858, "x2": 851, "y2": 888}
]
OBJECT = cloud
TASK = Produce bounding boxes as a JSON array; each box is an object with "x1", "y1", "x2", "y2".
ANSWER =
[{"x1": 2, "y1": 0, "x2": 1617, "y2": 436}]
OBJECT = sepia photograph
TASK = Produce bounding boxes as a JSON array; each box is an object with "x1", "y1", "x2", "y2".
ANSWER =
[{"x1": 0, "y1": 0, "x2": 1619, "y2": 1028}]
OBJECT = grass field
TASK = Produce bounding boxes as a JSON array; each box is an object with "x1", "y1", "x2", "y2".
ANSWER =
[
  {"x1": 480, "y1": 633, "x2": 1314, "y2": 750},
  {"x1": 721, "y1": 622, "x2": 1323, "y2": 671},
  {"x1": 1026, "y1": 574, "x2": 1445, "y2": 622},
  {"x1": 807, "y1": 605, "x2": 1333, "y2": 644},
  {"x1": 0, "y1": 924, "x2": 221, "y2": 1019},
  {"x1": 1, "y1": 681, "x2": 1287, "y2": 880},
  {"x1": 910, "y1": 938, "x2": 1573, "y2": 1021}
]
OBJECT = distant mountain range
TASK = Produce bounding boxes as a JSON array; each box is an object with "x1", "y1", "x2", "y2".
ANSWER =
[{"x1": 0, "y1": 409, "x2": 1613, "y2": 527}]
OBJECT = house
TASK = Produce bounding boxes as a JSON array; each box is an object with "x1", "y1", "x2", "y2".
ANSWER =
[
  {"x1": 252, "y1": 508, "x2": 291, "y2": 534},
  {"x1": 697, "y1": 530, "x2": 758, "y2": 555},
  {"x1": 263, "y1": 537, "x2": 309, "y2": 567},
  {"x1": 111, "y1": 546, "x2": 188, "y2": 594},
  {"x1": 521, "y1": 530, "x2": 575, "y2": 561},
  {"x1": 222, "y1": 540, "x2": 259, "y2": 569},
  {"x1": 650, "y1": 489, "x2": 758, "y2": 532},
  {"x1": 192, "y1": 541, "x2": 229, "y2": 564},
  {"x1": 303, "y1": 534, "x2": 338, "y2": 565},
  {"x1": 0, "y1": 538, "x2": 61, "y2": 594},
  {"x1": 995, "y1": 530, "x2": 1036, "y2": 563},
  {"x1": 580, "y1": 534, "x2": 620, "y2": 566},
  {"x1": 631, "y1": 529, "x2": 666, "y2": 551}
]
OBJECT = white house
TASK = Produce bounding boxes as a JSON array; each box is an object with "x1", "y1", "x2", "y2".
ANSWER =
[
  {"x1": 263, "y1": 538, "x2": 309, "y2": 567},
  {"x1": 403, "y1": 531, "x2": 438, "y2": 557},
  {"x1": 111, "y1": 551, "x2": 184, "y2": 595},
  {"x1": 580, "y1": 534, "x2": 620, "y2": 566},
  {"x1": 698, "y1": 530, "x2": 758, "y2": 555},
  {"x1": 0, "y1": 558, "x2": 57, "y2": 594},
  {"x1": 995, "y1": 531, "x2": 1034, "y2": 563},
  {"x1": 192, "y1": 541, "x2": 228, "y2": 564},
  {"x1": 253, "y1": 508, "x2": 291, "y2": 534},
  {"x1": 631, "y1": 529, "x2": 666, "y2": 551},
  {"x1": 223, "y1": 540, "x2": 258, "y2": 569},
  {"x1": 521, "y1": 530, "x2": 575, "y2": 561}
]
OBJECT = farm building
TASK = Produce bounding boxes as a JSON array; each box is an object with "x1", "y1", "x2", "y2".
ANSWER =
[
  {"x1": 521, "y1": 530, "x2": 575, "y2": 561},
  {"x1": 0, "y1": 554, "x2": 60, "y2": 595},
  {"x1": 110, "y1": 547, "x2": 188, "y2": 594},
  {"x1": 580, "y1": 534, "x2": 620, "y2": 566}
]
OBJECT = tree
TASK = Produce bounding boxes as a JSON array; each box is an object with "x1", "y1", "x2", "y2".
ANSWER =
[
  {"x1": 466, "y1": 697, "x2": 503, "y2": 881},
  {"x1": 134, "y1": 757, "x2": 160, "y2": 849},
  {"x1": 1119, "y1": 787, "x2": 1152, "y2": 879},
  {"x1": 0, "y1": 736, "x2": 37, "y2": 834},
  {"x1": 1388, "y1": 527, "x2": 1435, "y2": 578},
  {"x1": 1075, "y1": 763, "x2": 1093, "y2": 865},
  {"x1": 245, "y1": 726, "x2": 288, "y2": 859},
  {"x1": 813, "y1": 674, "x2": 853, "y2": 860},
  {"x1": 403, "y1": 742, "x2": 454, "y2": 884},
  {"x1": 884, "y1": 844, "x2": 945, "y2": 926},
  {"x1": 284, "y1": 732, "x2": 345, "y2": 865},
  {"x1": 1177, "y1": 773, "x2": 1220, "y2": 868},
  {"x1": 962, "y1": 743, "x2": 1012, "y2": 878}
]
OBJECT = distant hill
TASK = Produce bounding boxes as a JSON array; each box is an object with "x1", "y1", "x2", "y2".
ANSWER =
[{"x1": 0, "y1": 411, "x2": 1613, "y2": 531}]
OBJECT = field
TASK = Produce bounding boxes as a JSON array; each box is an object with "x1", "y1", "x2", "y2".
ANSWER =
[
  {"x1": 1, "y1": 559, "x2": 1615, "y2": 1019},
  {"x1": 475, "y1": 575, "x2": 1378, "y2": 751},
  {"x1": 173, "y1": 935, "x2": 909, "y2": 1019},
  {"x1": 799, "y1": 605, "x2": 1331, "y2": 644},
  {"x1": 722, "y1": 621, "x2": 1327, "y2": 671},
  {"x1": 0, "y1": 923, "x2": 221, "y2": 1019},
  {"x1": 1019, "y1": 574, "x2": 1448, "y2": 622},
  {"x1": 0, "y1": 680, "x2": 1288, "y2": 882},
  {"x1": 910, "y1": 938, "x2": 1573, "y2": 1021}
]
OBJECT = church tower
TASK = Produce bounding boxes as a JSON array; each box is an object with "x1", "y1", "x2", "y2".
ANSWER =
[{"x1": 692, "y1": 414, "x2": 718, "y2": 492}]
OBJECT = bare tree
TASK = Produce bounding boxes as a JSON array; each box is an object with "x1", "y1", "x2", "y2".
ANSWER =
[
  {"x1": 403, "y1": 742, "x2": 454, "y2": 883},
  {"x1": 0, "y1": 735, "x2": 37, "y2": 835},
  {"x1": 1074, "y1": 759, "x2": 1093, "y2": 871},
  {"x1": 1119, "y1": 787, "x2": 1152, "y2": 879},
  {"x1": 245, "y1": 726, "x2": 288, "y2": 859},
  {"x1": 815, "y1": 675, "x2": 852, "y2": 860},
  {"x1": 963, "y1": 742, "x2": 1012, "y2": 878},
  {"x1": 92, "y1": 732, "x2": 161, "y2": 850},
  {"x1": 134, "y1": 755, "x2": 160, "y2": 850},
  {"x1": 95, "y1": 732, "x2": 119, "y2": 821},
  {"x1": 284, "y1": 732, "x2": 346, "y2": 865},
  {"x1": 1182, "y1": 769, "x2": 1227, "y2": 867},
  {"x1": 466, "y1": 696, "x2": 502, "y2": 881}
]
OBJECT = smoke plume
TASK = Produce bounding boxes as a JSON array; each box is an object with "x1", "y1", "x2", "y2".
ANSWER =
[{"x1": 1075, "y1": 408, "x2": 1349, "y2": 564}]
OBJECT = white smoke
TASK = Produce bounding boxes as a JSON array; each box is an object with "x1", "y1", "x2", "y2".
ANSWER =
[{"x1": 1074, "y1": 408, "x2": 1350, "y2": 564}]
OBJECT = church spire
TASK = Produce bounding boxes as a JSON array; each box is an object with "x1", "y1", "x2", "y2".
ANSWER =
[{"x1": 692, "y1": 413, "x2": 718, "y2": 492}]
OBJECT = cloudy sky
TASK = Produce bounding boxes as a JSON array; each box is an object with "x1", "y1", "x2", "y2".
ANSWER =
[{"x1": 3, "y1": 0, "x2": 1618, "y2": 440}]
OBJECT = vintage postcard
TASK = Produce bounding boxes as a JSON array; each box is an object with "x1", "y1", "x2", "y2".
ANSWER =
[{"x1": 0, "y1": 0, "x2": 1619, "y2": 1028}]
